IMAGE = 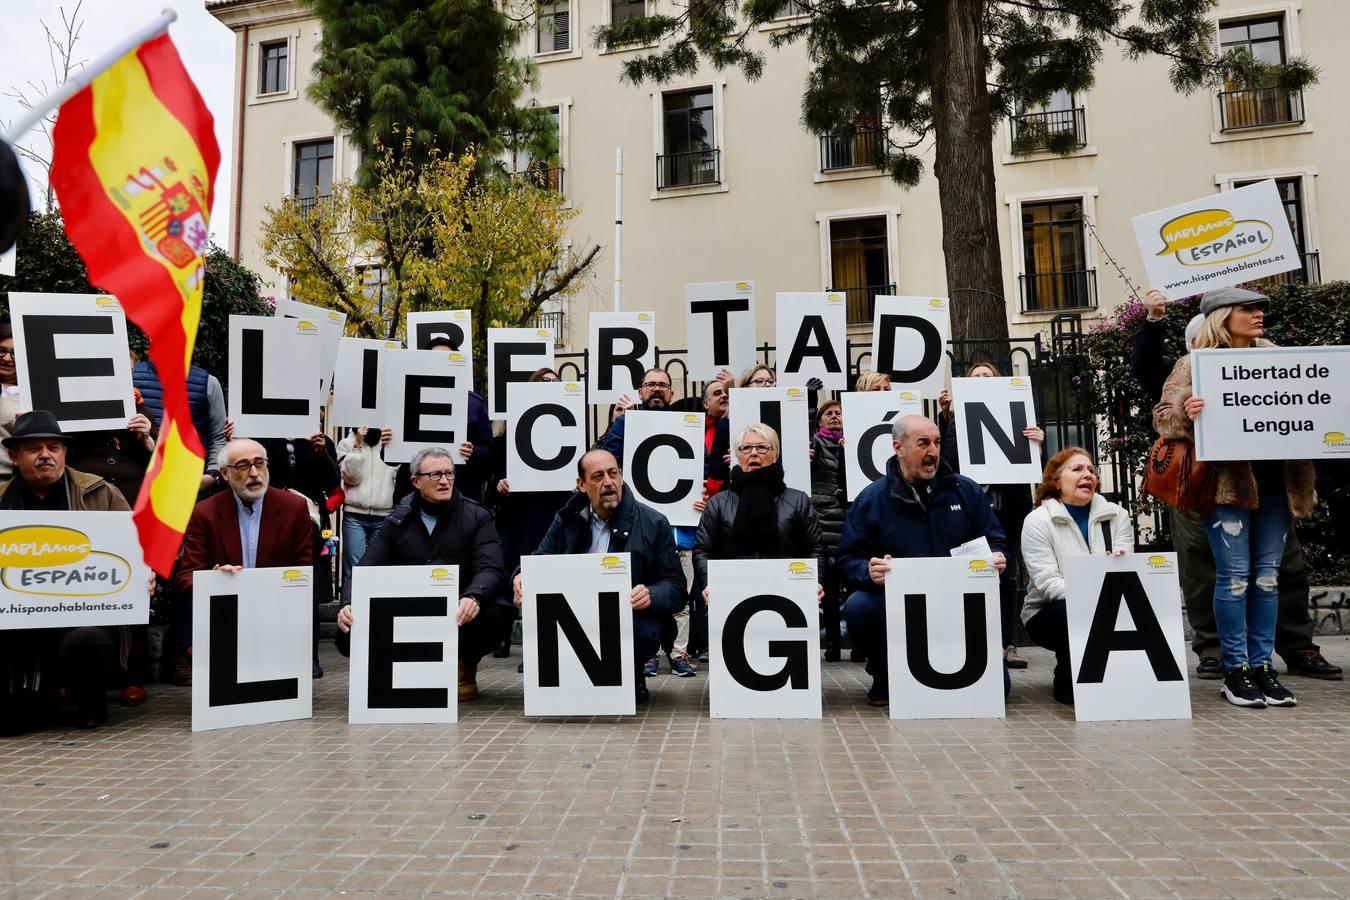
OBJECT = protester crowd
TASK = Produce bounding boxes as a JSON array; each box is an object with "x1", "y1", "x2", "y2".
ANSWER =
[{"x1": 1, "y1": 282, "x2": 1345, "y2": 735}]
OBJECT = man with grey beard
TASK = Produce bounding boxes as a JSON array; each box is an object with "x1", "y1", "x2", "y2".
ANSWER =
[{"x1": 171, "y1": 438, "x2": 314, "y2": 684}]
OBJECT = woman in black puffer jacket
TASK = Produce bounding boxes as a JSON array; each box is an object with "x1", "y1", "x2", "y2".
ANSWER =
[
  {"x1": 809, "y1": 400, "x2": 847, "y2": 659},
  {"x1": 695, "y1": 423, "x2": 826, "y2": 606}
]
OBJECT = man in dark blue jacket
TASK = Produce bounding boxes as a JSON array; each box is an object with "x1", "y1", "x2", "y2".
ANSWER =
[
  {"x1": 837, "y1": 415, "x2": 1007, "y2": 707},
  {"x1": 513, "y1": 448, "x2": 684, "y2": 704}
]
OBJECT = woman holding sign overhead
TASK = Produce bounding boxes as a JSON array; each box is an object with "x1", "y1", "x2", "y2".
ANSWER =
[
  {"x1": 1021, "y1": 447, "x2": 1133, "y2": 706},
  {"x1": 695, "y1": 424, "x2": 826, "y2": 604},
  {"x1": 1153, "y1": 287, "x2": 1316, "y2": 710}
]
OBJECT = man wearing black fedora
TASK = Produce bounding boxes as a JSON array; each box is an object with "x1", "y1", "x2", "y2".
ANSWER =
[{"x1": 0, "y1": 411, "x2": 131, "y2": 731}]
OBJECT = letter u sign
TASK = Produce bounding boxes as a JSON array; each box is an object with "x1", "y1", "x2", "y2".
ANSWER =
[{"x1": 885, "y1": 557, "x2": 1005, "y2": 719}]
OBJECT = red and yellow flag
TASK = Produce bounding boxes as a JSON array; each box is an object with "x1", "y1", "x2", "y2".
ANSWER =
[{"x1": 49, "y1": 32, "x2": 220, "y2": 576}]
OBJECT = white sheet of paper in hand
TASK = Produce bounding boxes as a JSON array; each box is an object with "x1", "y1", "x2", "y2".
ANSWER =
[{"x1": 950, "y1": 536, "x2": 991, "y2": 558}]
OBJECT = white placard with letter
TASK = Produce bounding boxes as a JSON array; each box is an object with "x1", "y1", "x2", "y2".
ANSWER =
[
  {"x1": 886, "y1": 557, "x2": 1004, "y2": 720},
  {"x1": 227, "y1": 315, "x2": 321, "y2": 439},
  {"x1": 728, "y1": 386, "x2": 811, "y2": 493},
  {"x1": 506, "y1": 380, "x2": 586, "y2": 492},
  {"x1": 1064, "y1": 553, "x2": 1191, "y2": 722},
  {"x1": 840, "y1": 390, "x2": 924, "y2": 500},
  {"x1": 871, "y1": 296, "x2": 951, "y2": 396},
  {"x1": 192, "y1": 566, "x2": 313, "y2": 732},
  {"x1": 685, "y1": 281, "x2": 757, "y2": 380},
  {"x1": 382, "y1": 349, "x2": 471, "y2": 464},
  {"x1": 708, "y1": 558, "x2": 821, "y2": 719},
  {"x1": 1191, "y1": 346, "x2": 1350, "y2": 461},
  {"x1": 1131, "y1": 180, "x2": 1300, "y2": 301},
  {"x1": 9, "y1": 292, "x2": 136, "y2": 433},
  {"x1": 521, "y1": 553, "x2": 635, "y2": 717},
  {"x1": 487, "y1": 327, "x2": 555, "y2": 420},
  {"x1": 407, "y1": 309, "x2": 472, "y2": 351},
  {"x1": 622, "y1": 410, "x2": 704, "y2": 527},
  {"x1": 273, "y1": 297, "x2": 346, "y2": 399},
  {"x1": 775, "y1": 292, "x2": 847, "y2": 391},
  {"x1": 951, "y1": 376, "x2": 1043, "y2": 484},
  {"x1": 587, "y1": 311, "x2": 656, "y2": 405},
  {"x1": 0, "y1": 512, "x2": 150, "y2": 629},
  {"x1": 348, "y1": 565, "x2": 459, "y2": 724},
  {"x1": 330, "y1": 337, "x2": 401, "y2": 428}
]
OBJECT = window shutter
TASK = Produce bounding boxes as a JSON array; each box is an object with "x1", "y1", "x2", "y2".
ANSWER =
[{"x1": 554, "y1": 9, "x2": 570, "y2": 50}]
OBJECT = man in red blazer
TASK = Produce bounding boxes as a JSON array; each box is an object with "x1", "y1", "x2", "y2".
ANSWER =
[{"x1": 172, "y1": 438, "x2": 314, "y2": 683}]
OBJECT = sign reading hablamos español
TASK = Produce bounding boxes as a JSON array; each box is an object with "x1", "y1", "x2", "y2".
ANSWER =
[
  {"x1": 1191, "y1": 346, "x2": 1350, "y2": 461},
  {"x1": 0, "y1": 512, "x2": 151, "y2": 629},
  {"x1": 1131, "y1": 180, "x2": 1300, "y2": 301}
]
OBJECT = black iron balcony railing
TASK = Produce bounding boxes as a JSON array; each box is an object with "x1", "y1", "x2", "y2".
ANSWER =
[
  {"x1": 533, "y1": 309, "x2": 565, "y2": 342},
  {"x1": 826, "y1": 283, "x2": 897, "y2": 324},
  {"x1": 819, "y1": 128, "x2": 886, "y2": 172},
  {"x1": 1019, "y1": 269, "x2": 1097, "y2": 312},
  {"x1": 1010, "y1": 107, "x2": 1087, "y2": 152},
  {"x1": 656, "y1": 148, "x2": 720, "y2": 189},
  {"x1": 522, "y1": 164, "x2": 565, "y2": 193},
  {"x1": 295, "y1": 194, "x2": 328, "y2": 216},
  {"x1": 1252, "y1": 250, "x2": 1321, "y2": 289},
  {"x1": 1218, "y1": 87, "x2": 1304, "y2": 132}
]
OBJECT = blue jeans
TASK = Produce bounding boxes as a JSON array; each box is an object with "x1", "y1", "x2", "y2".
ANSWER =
[
  {"x1": 342, "y1": 511, "x2": 388, "y2": 603},
  {"x1": 1204, "y1": 496, "x2": 1291, "y2": 670}
]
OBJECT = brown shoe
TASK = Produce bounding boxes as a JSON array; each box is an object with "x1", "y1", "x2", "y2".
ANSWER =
[
  {"x1": 458, "y1": 659, "x2": 479, "y2": 702},
  {"x1": 172, "y1": 659, "x2": 192, "y2": 687},
  {"x1": 1004, "y1": 645, "x2": 1028, "y2": 669}
]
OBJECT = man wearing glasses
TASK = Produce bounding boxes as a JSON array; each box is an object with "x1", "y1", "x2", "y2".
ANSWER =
[
  {"x1": 595, "y1": 367, "x2": 675, "y2": 461},
  {"x1": 334, "y1": 447, "x2": 510, "y2": 703},
  {"x1": 173, "y1": 438, "x2": 316, "y2": 684}
]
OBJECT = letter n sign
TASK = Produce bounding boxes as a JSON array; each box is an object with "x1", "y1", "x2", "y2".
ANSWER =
[
  {"x1": 885, "y1": 557, "x2": 1004, "y2": 719},
  {"x1": 1063, "y1": 553, "x2": 1191, "y2": 722},
  {"x1": 521, "y1": 554, "x2": 636, "y2": 716}
]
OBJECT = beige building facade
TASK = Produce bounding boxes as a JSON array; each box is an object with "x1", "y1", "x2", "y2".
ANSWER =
[{"x1": 208, "y1": 0, "x2": 1345, "y2": 353}]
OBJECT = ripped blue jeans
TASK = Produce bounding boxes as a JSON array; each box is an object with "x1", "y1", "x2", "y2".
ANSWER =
[{"x1": 1203, "y1": 497, "x2": 1291, "y2": 670}]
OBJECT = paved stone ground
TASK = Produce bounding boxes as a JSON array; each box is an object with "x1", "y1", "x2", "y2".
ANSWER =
[{"x1": 2, "y1": 638, "x2": 1349, "y2": 899}]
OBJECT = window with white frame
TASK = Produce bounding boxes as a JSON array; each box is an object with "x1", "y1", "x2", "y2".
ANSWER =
[
  {"x1": 512, "y1": 106, "x2": 564, "y2": 193},
  {"x1": 611, "y1": 0, "x2": 644, "y2": 25},
  {"x1": 658, "y1": 88, "x2": 718, "y2": 189},
  {"x1": 1217, "y1": 13, "x2": 1304, "y2": 131},
  {"x1": 537, "y1": 0, "x2": 571, "y2": 53},
  {"x1": 1234, "y1": 176, "x2": 1319, "y2": 285},
  {"x1": 293, "y1": 139, "x2": 334, "y2": 210},
  {"x1": 827, "y1": 216, "x2": 893, "y2": 323},
  {"x1": 259, "y1": 40, "x2": 288, "y2": 95},
  {"x1": 1018, "y1": 199, "x2": 1095, "y2": 312}
]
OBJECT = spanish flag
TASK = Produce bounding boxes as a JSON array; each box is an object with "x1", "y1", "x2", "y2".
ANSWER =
[{"x1": 49, "y1": 32, "x2": 220, "y2": 576}]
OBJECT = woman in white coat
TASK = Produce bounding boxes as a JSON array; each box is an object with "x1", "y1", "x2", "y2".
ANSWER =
[{"x1": 1021, "y1": 446, "x2": 1134, "y2": 705}]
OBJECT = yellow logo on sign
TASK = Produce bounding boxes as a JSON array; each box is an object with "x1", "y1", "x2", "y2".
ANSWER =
[
  {"x1": 431, "y1": 568, "x2": 451, "y2": 580},
  {"x1": 537, "y1": 329, "x2": 551, "y2": 338},
  {"x1": 786, "y1": 387, "x2": 804, "y2": 398},
  {"x1": 384, "y1": 341, "x2": 399, "y2": 349},
  {"x1": 968, "y1": 559, "x2": 991, "y2": 572},
  {"x1": 449, "y1": 352, "x2": 465, "y2": 363},
  {"x1": 565, "y1": 382, "x2": 581, "y2": 391},
  {"x1": 0, "y1": 526, "x2": 92, "y2": 568},
  {"x1": 94, "y1": 296, "x2": 120, "y2": 311},
  {"x1": 735, "y1": 282, "x2": 750, "y2": 290},
  {"x1": 827, "y1": 293, "x2": 843, "y2": 302},
  {"x1": 453, "y1": 310, "x2": 468, "y2": 319},
  {"x1": 788, "y1": 561, "x2": 811, "y2": 577},
  {"x1": 1010, "y1": 378, "x2": 1029, "y2": 387},
  {"x1": 683, "y1": 414, "x2": 700, "y2": 425},
  {"x1": 898, "y1": 391, "x2": 917, "y2": 401},
  {"x1": 327, "y1": 311, "x2": 342, "y2": 321},
  {"x1": 638, "y1": 312, "x2": 653, "y2": 322},
  {"x1": 928, "y1": 298, "x2": 945, "y2": 308},
  {"x1": 1325, "y1": 431, "x2": 1348, "y2": 446},
  {"x1": 1156, "y1": 208, "x2": 1275, "y2": 266},
  {"x1": 1147, "y1": 555, "x2": 1169, "y2": 568},
  {"x1": 282, "y1": 569, "x2": 307, "y2": 583}
]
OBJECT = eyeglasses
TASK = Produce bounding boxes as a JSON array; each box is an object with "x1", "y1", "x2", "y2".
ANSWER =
[
  {"x1": 414, "y1": 469, "x2": 455, "y2": 481},
  {"x1": 641, "y1": 380, "x2": 672, "y2": 390},
  {"x1": 747, "y1": 377, "x2": 776, "y2": 387},
  {"x1": 0, "y1": 349, "x2": 14, "y2": 360},
  {"x1": 224, "y1": 459, "x2": 268, "y2": 474},
  {"x1": 738, "y1": 443, "x2": 773, "y2": 456}
]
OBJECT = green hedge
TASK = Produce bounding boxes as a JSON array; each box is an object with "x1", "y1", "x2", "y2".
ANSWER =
[{"x1": 1082, "y1": 279, "x2": 1350, "y2": 584}]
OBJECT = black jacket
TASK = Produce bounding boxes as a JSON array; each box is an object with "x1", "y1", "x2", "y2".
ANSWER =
[
  {"x1": 526, "y1": 489, "x2": 685, "y2": 617},
  {"x1": 808, "y1": 434, "x2": 847, "y2": 551},
  {"x1": 693, "y1": 485, "x2": 826, "y2": 585},
  {"x1": 1129, "y1": 316, "x2": 1176, "y2": 405},
  {"x1": 337, "y1": 490, "x2": 507, "y2": 655}
]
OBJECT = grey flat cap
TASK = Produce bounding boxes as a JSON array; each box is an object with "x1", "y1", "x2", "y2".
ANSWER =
[{"x1": 1199, "y1": 286, "x2": 1269, "y2": 315}]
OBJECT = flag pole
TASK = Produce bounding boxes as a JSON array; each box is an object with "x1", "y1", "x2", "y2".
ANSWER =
[
  {"x1": 613, "y1": 146, "x2": 623, "y2": 312},
  {"x1": 4, "y1": 8, "x2": 178, "y2": 144}
]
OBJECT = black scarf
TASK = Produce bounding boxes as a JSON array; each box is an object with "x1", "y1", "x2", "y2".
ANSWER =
[{"x1": 726, "y1": 462, "x2": 785, "y2": 557}]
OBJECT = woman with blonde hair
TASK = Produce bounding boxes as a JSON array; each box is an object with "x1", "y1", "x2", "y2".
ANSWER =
[
  {"x1": 1021, "y1": 447, "x2": 1133, "y2": 705},
  {"x1": 853, "y1": 370, "x2": 890, "y2": 392},
  {"x1": 1154, "y1": 287, "x2": 1314, "y2": 709}
]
